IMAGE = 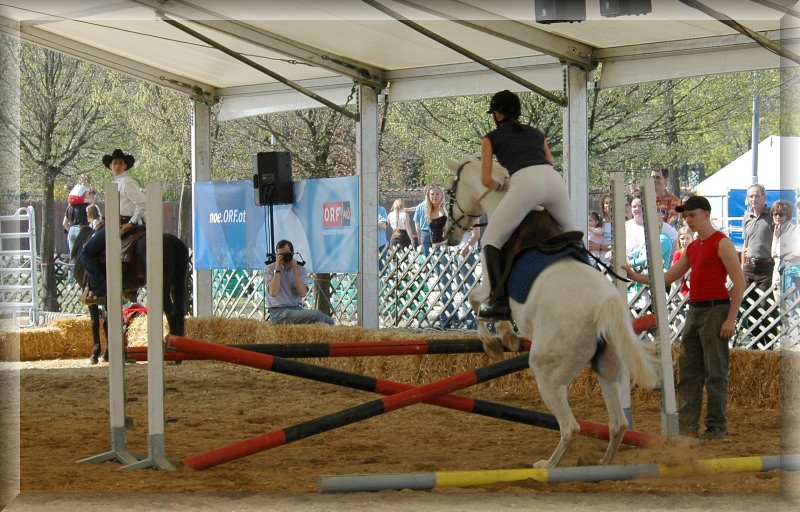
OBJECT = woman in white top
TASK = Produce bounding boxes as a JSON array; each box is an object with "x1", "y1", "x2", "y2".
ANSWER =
[{"x1": 387, "y1": 198, "x2": 412, "y2": 248}]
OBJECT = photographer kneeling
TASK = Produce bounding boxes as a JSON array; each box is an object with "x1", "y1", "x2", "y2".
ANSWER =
[{"x1": 264, "y1": 239, "x2": 334, "y2": 325}]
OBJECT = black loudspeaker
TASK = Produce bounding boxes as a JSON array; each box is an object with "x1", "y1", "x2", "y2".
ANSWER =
[
  {"x1": 599, "y1": 0, "x2": 651, "y2": 17},
  {"x1": 534, "y1": 0, "x2": 586, "y2": 24},
  {"x1": 253, "y1": 151, "x2": 294, "y2": 205}
]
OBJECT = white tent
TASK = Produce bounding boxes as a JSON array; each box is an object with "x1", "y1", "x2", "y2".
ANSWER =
[
  {"x1": 694, "y1": 135, "x2": 799, "y2": 241},
  {"x1": 695, "y1": 135, "x2": 800, "y2": 195}
]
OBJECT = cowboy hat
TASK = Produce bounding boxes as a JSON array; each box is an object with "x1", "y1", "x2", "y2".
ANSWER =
[{"x1": 102, "y1": 149, "x2": 135, "y2": 170}]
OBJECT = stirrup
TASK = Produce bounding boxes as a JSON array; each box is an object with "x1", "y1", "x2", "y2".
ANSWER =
[
  {"x1": 81, "y1": 289, "x2": 106, "y2": 306},
  {"x1": 478, "y1": 299, "x2": 510, "y2": 321}
]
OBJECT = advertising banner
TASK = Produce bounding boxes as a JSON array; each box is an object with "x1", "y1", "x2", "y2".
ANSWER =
[{"x1": 193, "y1": 177, "x2": 359, "y2": 273}]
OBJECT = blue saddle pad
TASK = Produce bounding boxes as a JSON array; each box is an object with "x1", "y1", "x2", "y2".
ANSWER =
[{"x1": 507, "y1": 247, "x2": 590, "y2": 303}]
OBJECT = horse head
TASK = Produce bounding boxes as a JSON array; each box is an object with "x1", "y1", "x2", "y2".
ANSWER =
[{"x1": 443, "y1": 154, "x2": 508, "y2": 246}]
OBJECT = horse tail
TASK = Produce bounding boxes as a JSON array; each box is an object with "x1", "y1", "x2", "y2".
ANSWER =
[
  {"x1": 170, "y1": 235, "x2": 190, "y2": 309},
  {"x1": 594, "y1": 295, "x2": 659, "y2": 390}
]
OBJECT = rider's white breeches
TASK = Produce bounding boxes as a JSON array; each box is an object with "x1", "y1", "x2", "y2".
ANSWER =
[{"x1": 481, "y1": 164, "x2": 577, "y2": 250}]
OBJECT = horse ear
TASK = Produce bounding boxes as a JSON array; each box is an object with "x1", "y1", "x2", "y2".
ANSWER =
[{"x1": 442, "y1": 157, "x2": 459, "y2": 172}]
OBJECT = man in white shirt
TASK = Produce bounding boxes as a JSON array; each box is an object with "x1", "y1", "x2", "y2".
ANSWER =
[{"x1": 81, "y1": 149, "x2": 146, "y2": 305}]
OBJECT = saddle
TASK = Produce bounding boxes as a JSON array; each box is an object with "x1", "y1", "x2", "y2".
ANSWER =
[
  {"x1": 497, "y1": 209, "x2": 586, "y2": 293},
  {"x1": 119, "y1": 224, "x2": 146, "y2": 263},
  {"x1": 72, "y1": 225, "x2": 147, "y2": 289}
]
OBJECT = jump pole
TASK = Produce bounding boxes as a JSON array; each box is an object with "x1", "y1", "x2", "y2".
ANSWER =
[
  {"x1": 317, "y1": 454, "x2": 800, "y2": 492},
  {"x1": 135, "y1": 336, "x2": 533, "y2": 361},
  {"x1": 120, "y1": 183, "x2": 173, "y2": 471},
  {"x1": 77, "y1": 185, "x2": 139, "y2": 466},
  {"x1": 176, "y1": 342, "x2": 531, "y2": 470},
  {"x1": 169, "y1": 336, "x2": 662, "y2": 450},
  {"x1": 130, "y1": 313, "x2": 655, "y2": 362}
]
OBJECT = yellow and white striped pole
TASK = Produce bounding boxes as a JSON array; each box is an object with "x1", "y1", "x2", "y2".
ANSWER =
[{"x1": 317, "y1": 454, "x2": 800, "y2": 492}]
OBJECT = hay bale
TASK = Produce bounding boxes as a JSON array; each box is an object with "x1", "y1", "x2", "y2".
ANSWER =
[
  {"x1": 125, "y1": 313, "x2": 166, "y2": 347},
  {"x1": 2, "y1": 316, "x2": 96, "y2": 361},
  {"x1": 0, "y1": 322, "x2": 19, "y2": 361},
  {"x1": 569, "y1": 344, "x2": 782, "y2": 410},
  {"x1": 4, "y1": 314, "x2": 786, "y2": 411},
  {"x1": 729, "y1": 348, "x2": 781, "y2": 409},
  {"x1": 108, "y1": 316, "x2": 791, "y2": 408}
]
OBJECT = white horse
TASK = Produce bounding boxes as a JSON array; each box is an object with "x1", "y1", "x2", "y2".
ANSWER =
[{"x1": 443, "y1": 154, "x2": 659, "y2": 468}]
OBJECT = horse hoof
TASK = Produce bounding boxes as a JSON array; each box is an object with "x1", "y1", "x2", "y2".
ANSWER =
[
  {"x1": 481, "y1": 338, "x2": 504, "y2": 360},
  {"x1": 498, "y1": 324, "x2": 520, "y2": 352},
  {"x1": 99, "y1": 356, "x2": 108, "y2": 363},
  {"x1": 88, "y1": 356, "x2": 99, "y2": 365}
]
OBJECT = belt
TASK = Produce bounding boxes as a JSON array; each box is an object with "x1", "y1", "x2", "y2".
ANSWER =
[
  {"x1": 689, "y1": 298, "x2": 730, "y2": 308},
  {"x1": 745, "y1": 257, "x2": 774, "y2": 264},
  {"x1": 120, "y1": 215, "x2": 132, "y2": 224}
]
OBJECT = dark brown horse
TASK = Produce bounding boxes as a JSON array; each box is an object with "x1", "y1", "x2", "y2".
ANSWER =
[{"x1": 71, "y1": 226, "x2": 189, "y2": 363}]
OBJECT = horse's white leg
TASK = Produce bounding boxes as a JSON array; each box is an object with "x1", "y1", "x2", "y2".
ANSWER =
[
  {"x1": 596, "y1": 374, "x2": 627, "y2": 466},
  {"x1": 530, "y1": 366, "x2": 580, "y2": 468},
  {"x1": 468, "y1": 285, "x2": 488, "y2": 314},
  {"x1": 470, "y1": 285, "x2": 506, "y2": 359},
  {"x1": 593, "y1": 345, "x2": 628, "y2": 466}
]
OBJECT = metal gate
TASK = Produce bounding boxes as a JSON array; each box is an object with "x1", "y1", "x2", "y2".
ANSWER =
[{"x1": 0, "y1": 206, "x2": 39, "y2": 327}]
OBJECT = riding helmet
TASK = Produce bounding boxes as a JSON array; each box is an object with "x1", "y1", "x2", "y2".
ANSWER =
[{"x1": 486, "y1": 90, "x2": 521, "y2": 118}]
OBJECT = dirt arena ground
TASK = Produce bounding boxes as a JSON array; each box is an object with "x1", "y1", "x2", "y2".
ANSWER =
[{"x1": 1, "y1": 318, "x2": 799, "y2": 511}]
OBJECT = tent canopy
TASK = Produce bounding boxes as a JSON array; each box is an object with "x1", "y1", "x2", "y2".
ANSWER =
[
  {"x1": 1, "y1": 1, "x2": 798, "y2": 120},
  {"x1": 695, "y1": 135, "x2": 800, "y2": 195}
]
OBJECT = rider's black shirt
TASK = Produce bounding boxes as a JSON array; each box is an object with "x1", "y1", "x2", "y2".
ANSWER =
[{"x1": 484, "y1": 120, "x2": 549, "y2": 174}]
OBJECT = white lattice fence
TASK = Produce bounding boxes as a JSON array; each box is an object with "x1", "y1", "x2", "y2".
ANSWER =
[{"x1": 32, "y1": 248, "x2": 798, "y2": 351}]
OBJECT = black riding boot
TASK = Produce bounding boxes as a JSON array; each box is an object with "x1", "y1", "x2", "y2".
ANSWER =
[{"x1": 478, "y1": 245, "x2": 510, "y2": 321}]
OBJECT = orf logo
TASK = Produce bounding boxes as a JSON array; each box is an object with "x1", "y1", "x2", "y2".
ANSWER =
[
  {"x1": 323, "y1": 202, "x2": 343, "y2": 227},
  {"x1": 341, "y1": 201, "x2": 351, "y2": 226}
]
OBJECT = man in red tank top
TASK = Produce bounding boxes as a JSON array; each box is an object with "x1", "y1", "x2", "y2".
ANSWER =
[{"x1": 623, "y1": 196, "x2": 744, "y2": 440}]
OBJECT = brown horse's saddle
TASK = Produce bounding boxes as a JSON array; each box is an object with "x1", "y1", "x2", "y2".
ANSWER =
[{"x1": 119, "y1": 224, "x2": 146, "y2": 263}]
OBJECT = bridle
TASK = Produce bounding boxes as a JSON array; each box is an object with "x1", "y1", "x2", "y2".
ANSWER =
[{"x1": 445, "y1": 160, "x2": 496, "y2": 240}]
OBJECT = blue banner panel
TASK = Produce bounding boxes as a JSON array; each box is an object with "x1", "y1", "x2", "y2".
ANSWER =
[
  {"x1": 193, "y1": 177, "x2": 359, "y2": 273},
  {"x1": 291, "y1": 177, "x2": 359, "y2": 274},
  {"x1": 193, "y1": 180, "x2": 268, "y2": 270}
]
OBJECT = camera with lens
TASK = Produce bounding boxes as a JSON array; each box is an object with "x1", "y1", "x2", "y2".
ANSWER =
[{"x1": 282, "y1": 252, "x2": 294, "y2": 263}]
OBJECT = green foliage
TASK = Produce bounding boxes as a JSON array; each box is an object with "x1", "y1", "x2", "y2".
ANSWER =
[
  {"x1": 17, "y1": 44, "x2": 118, "y2": 197},
  {"x1": 212, "y1": 105, "x2": 357, "y2": 182},
  {"x1": 106, "y1": 81, "x2": 193, "y2": 202},
  {"x1": 10, "y1": 42, "x2": 794, "y2": 216},
  {"x1": 588, "y1": 70, "x2": 786, "y2": 191}
]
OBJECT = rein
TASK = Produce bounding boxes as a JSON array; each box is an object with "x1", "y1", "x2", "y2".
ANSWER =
[{"x1": 584, "y1": 250, "x2": 631, "y2": 283}]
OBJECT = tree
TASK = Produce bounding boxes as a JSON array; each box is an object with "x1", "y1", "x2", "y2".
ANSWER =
[
  {"x1": 110, "y1": 81, "x2": 194, "y2": 244},
  {"x1": 380, "y1": 70, "x2": 786, "y2": 200},
  {"x1": 18, "y1": 44, "x2": 117, "y2": 310},
  {"x1": 588, "y1": 71, "x2": 785, "y2": 191},
  {"x1": 0, "y1": 35, "x2": 20, "y2": 204},
  {"x1": 215, "y1": 107, "x2": 357, "y2": 180}
]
